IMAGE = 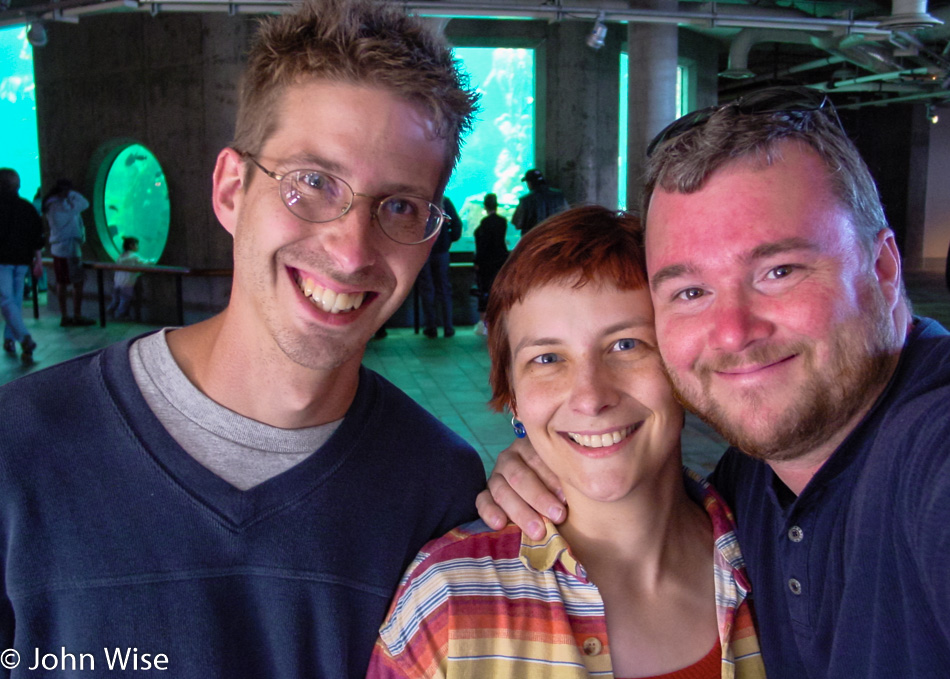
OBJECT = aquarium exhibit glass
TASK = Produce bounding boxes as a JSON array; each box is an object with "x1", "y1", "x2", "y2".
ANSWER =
[
  {"x1": 99, "y1": 144, "x2": 169, "y2": 262},
  {"x1": 446, "y1": 47, "x2": 535, "y2": 252},
  {"x1": 0, "y1": 26, "x2": 40, "y2": 200}
]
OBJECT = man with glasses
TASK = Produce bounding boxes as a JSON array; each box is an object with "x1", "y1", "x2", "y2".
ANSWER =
[
  {"x1": 480, "y1": 87, "x2": 950, "y2": 676},
  {"x1": 0, "y1": 1, "x2": 484, "y2": 676}
]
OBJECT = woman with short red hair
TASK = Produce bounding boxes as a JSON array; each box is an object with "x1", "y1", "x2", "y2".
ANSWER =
[{"x1": 368, "y1": 206, "x2": 765, "y2": 679}]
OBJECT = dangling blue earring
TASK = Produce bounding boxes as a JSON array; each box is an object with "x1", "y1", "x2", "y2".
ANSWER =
[{"x1": 511, "y1": 415, "x2": 527, "y2": 439}]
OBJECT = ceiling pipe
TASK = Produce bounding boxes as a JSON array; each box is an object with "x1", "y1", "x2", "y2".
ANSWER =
[
  {"x1": 827, "y1": 64, "x2": 933, "y2": 88},
  {"x1": 721, "y1": 55, "x2": 848, "y2": 91},
  {"x1": 688, "y1": 3, "x2": 811, "y2": 22},
  {"x1": 0, "y1": 0, "x2": 890, "y2": 34},
  {"x1": 720, "y1": 29, "x2": 823, "y2": 79},
  {"x1": 835, "y1": 89, "x2": 950, "y2": 108},
  {"x1": 813, "y1": 33, "x2": 908, "y2": 75},
  {"x1": 811, "y1": 81, "x2": 923, "y2": 94}
]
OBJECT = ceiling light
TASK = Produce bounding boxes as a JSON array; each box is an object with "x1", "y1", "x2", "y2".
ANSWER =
[
  {"x1": 26, "y1": 23, "x2": 47, "y2": 48},
  {"x1": 586, "y1": 12, "x2": 607, "y2": 50}
]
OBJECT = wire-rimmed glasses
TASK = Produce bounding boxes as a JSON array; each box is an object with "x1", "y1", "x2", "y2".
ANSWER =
[{"x1": 242, "y1": 153, "x2": 446, "y2": 245}]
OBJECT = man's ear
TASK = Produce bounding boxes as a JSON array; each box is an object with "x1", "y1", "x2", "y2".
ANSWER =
[
  {"x1": 212, "y1": 147, "x2": 245, "y2": 237},
  {"x1": 872, "y1": 228, "x2": 902, "y2": 312}
]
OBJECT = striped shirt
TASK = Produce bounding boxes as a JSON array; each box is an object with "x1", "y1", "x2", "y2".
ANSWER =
[{"x1": 368, "y1": 469, "x2": 765, "y2": 679}]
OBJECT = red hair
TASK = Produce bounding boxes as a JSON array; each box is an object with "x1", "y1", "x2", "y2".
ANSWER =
[{"x1": 485, "y1": 205, "x2": 647, "y2": 412}]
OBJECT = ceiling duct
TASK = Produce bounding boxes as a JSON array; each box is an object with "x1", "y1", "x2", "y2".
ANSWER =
[
  {"x1": 721, "y1": 29, "x2": 918, "y2": 83},
  {"x1": 720, "y1": 29, "x2": 826, "y2": 79},
  {"x1": 877, "y1": 0, "x2": 942, "y2": 31},
  {"x1": 814, "y1": 34, "x2": 907, "y2": 75}
]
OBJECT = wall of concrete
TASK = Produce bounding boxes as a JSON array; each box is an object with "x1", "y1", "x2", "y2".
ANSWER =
[
  {"x1": 541, "y1": 21, "x2": 622, "y2": 208},
  {"x1": 625, "y1": 1, "x2": 678, "y2": 206},
  {"x1": 679, "y1": 28, "x2": 721, "y2": 111},
  {"x1": 34, "y1": 12, "x2": 253, "y2": 321},
  {"x1": 924, "y1": 115, "x2": 950, "y2": 272},
  {"x1": 842, "y1": 104, "x2": 929, "y2": 271}
]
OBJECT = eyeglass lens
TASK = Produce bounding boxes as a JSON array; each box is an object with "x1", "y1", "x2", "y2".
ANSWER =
[{"x1": 280, "y1": 169, "x2": 441, "y2": 244}]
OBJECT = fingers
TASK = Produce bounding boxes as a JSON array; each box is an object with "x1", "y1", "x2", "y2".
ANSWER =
[
  {"x1": 475, "y1": 439, "x2": 566, "y2": 541},
  {"x1": 475, "y1": 488, "x2": 509, "y2": 532}
]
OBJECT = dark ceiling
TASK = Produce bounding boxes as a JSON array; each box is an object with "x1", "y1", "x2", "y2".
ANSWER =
[{"x1": 2, "y1": 0, "x2": 950, "y2": 109}]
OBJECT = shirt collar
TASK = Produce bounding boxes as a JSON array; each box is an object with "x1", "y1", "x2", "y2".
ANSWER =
[
  {"x1": 518, "y1": 519, "x2": 588, "y2": 581},
  {"x1": 517, "y1": 468, "x2": 750, "y2": 593}
]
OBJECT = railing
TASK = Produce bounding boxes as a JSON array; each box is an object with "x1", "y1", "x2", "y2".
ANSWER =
[
  {"x1": 31, "y1": 258, "x2": 475, "y2": 330},
  {"x1": 33, "y1": 259, "x2": 233, "y2": 327}
]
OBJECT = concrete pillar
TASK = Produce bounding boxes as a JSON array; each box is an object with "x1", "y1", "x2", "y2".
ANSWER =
[
  {"x1": 626, "y1": 0, "x2": 679, "y2": 214},
  {"x1": 543, "y1": 20, "x2": 621, "y2": 208},
  {"x1": 904, "y1": 103, "x2": 931, "y2": 271},
  {"x1": 923, "y1": 110, "x2": 950, "y2": 272}
]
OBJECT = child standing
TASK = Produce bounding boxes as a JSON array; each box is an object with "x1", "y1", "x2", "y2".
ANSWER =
[{"x1": 108, "y1": 236, "x2": 144, "y2": 320}]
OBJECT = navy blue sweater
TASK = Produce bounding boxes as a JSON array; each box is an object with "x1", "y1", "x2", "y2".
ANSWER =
[
  {"x1": 0, "y1": 339, "x2": 485, "y2": 678},
  {"x1": 712, "y1": 318, "x2": 950, "y2": 678}
]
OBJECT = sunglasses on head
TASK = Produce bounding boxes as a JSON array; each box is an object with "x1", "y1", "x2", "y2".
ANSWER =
[{"x1": 646, "y1": 86, "x2": 843, "y2": 157}]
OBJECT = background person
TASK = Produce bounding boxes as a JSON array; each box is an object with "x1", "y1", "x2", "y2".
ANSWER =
[
  {"x1": 0, "y1": 168, "x2": 43, "y2": 360},
  {"x1": 107, "y1": 236, "x2": 145, "y2": 320},
  {"x1": 511, "y1": 168, "x2": 568, "y2": 234},
  {"x1": 472, "y1": 192, "x2": 507, "y2": 336},
  {"x1": 368, "y1": 206, "x2": 764, "y2": 678},
  {"x1": 418, "y1": 196, "x2": 462, "y2": 338},
  {"x1": 43, "y1": 178, "x2": 94, "y2": 326},
  {"x1": 478, "y1": 87, "x2": 950, "y2": 677},
  {"x1": 29, "y1": 186, "x2": 48, "y2": 294}
]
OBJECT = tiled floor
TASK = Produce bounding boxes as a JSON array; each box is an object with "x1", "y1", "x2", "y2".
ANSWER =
[{"x1": 3, "y1": 270, "x2": 948, "y2": 477}]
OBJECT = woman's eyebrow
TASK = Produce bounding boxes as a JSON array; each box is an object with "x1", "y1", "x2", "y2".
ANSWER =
[
  {"x1": 512, "y1": 337, "x2": 562, "y2": 355},
  {"x1": 512, "y1": 317, "x2": 654, "y2": 355}
]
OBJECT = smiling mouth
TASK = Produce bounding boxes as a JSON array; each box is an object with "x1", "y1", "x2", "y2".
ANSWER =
[
  {"x1": 715, "y1": 355, "x2": 796, "y2": 376},
  {"x1": 567, "y1": 425, "x2": 637, "y2": 449},
  {"x1": 294, "y1": 272, "x2": 367, "y2": 314}
]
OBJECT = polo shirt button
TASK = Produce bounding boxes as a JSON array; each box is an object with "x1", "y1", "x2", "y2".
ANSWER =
[
  {"x1": 582, "y1": 637, "x2": 603, "y2": 656},
  {"x1": 788, "y1": 578, "x2": 803, "y2": 595},
  {"x1": 788, "y1": 526, "x2": 804, "y2": 542}
]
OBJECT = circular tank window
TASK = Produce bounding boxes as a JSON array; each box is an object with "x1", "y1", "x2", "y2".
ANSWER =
[{"x1": 96, "y1": 143, "x2": 169, "y2": 262}]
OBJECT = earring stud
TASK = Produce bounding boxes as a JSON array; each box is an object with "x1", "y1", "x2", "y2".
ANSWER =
[{"x1": 511, "y1": 415, "x2": 526, "y2": 439}]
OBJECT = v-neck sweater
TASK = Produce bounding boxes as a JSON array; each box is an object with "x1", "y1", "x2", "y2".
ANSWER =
[{"x1": 0, "y1": 335, "x2": 485, "y2": 678}]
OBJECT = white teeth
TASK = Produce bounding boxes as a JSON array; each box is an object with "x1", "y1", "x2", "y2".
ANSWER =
[
  {"x1": 567, "y1": 426, "x2": 633, "y2": 449},
  {"x1": 295, "y1": 274, "x2": 366, "y2": 314},
  {"x1": 321, "y1": 287, "x2": 335, "y2": 310},
  {"x1": 333, "y1": 292, "x2": 352, "y2": 313}
]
